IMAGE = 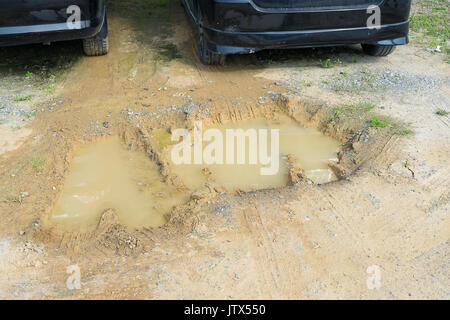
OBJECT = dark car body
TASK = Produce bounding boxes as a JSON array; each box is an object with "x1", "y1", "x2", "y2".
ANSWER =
[
  {"x1": 0, "y1": 0, "x2": 106, "y2": 47},
  {"x1": 181, "y1": 0, "x2": 411, "y2": 62}
]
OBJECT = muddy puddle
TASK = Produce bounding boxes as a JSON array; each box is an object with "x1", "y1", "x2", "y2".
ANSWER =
[
  {"x1": 51, "y1": 137, "x2": 188, "y2": 231},
  {"x1": 169, "y1": 116, "x2": 341, "y2": 191},
  {"x1": 51, "y1": 116, "x2": 340, "y2": 231}
]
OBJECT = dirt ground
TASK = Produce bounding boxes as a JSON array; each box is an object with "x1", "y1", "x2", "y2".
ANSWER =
[{"x1": 0, "y1": 1, "x2": 448, "y2": 299}]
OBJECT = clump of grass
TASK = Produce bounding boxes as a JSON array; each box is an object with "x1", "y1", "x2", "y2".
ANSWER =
[
  {"x1": 395, "y1": 129, "x2": 414, "y2": 136},
  {"x1": 14, "y1": 94, "x2": 33, "y2": 102},
  {"x1": 301, "y1": 80, "x2": 314, "y2": 87},
  {"x1": 370, "y1": 117, "x2": 413, "y2": 135},
  {"x1": 370, "y1": 116, "x2": 389, "y2": 128},
  {"x1": 32, "y1": 157, "x2": 46, "y2": 173},
  {"x1": 45, "y1": 84, "x2": 56, "y2": 95},
  {"x1": 436, "y1": 108, "x2": 448, "y2": 116},
  {"x1": 319, "y1": 58, "x2": 342, "y2": 68},
  {"x1": 23, "y1": 110, "x2": 38, "y2": 118},
  {"x1": 25, "y1": 71, "x2": 33, "y2": 78}
]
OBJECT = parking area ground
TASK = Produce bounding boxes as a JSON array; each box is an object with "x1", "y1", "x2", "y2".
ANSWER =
[{"x1": 0, "y1": 0, "x2": 448, "y2": 299}]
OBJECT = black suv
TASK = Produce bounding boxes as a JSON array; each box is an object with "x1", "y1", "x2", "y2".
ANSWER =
[
  {"x1": 0, "y1": 0, "x2": 108, "y2": 56},
  {"x1": 181, "y1": 0, "x2": 412, "y2": 64}
]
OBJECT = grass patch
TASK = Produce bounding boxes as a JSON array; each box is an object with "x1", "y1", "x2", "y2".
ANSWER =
[
  {"x1": 301, "y1": 80, "x2": 314, "y2": 87},
  {"x1": 32, "y1": 157, "x2": 46, "y2": 173},
  {"x1": 436, "y1": 108, "x2": 449, "y2": 116},
  {"x1": 14, "y1": 94, "x2": 33, "y2": 102},
  {"x1": 23, "y1": 110, "x2": 38, "y2": 118},
  {"x1": 410, "y1": 0, "x2": 449, "y2": 60},
  {"x1": 394, "y1": 129, "x2": 414, "y2": 136},
  {"x1": 370, "y1": 116, "x2": 389, "y2": 128},
  {"x1": 329, "y1": 101, "x2": 377, "y2": 119},
  {"x1": 326, "y1": 100, "x2": 412, "y2": 140},
  {"x1": 319, "y1": 58, "x2": 343, "y2": 68},
  {"x1": 44, "y1": 84, "x2": 56, "y2": 95},
  {"x1": 324, "y1": 99, "x2": 413, "y2": 145}
]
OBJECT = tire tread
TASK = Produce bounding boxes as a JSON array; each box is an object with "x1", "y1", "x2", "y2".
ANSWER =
[
  {"x1": 361, "y1": 44, "x2": 396, "y2": 57},
  {"x1": 83, "y1": 36, "x2": 109, "y2": 56}
]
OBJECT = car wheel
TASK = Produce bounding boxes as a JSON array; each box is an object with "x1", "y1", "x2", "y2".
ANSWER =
[
  {"x1": 198, "y1": 32, "x2": 225, "y2": 65},
  {"x1": 361, "y1": 44, "x2": 396, "y2": 57},
  {"x1": 83, "y1": 16, "x2": 109, "y2": 56}
]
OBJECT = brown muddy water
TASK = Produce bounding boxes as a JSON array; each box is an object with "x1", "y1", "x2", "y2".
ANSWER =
[
  {"x1": 169, "y1": 116, "x2": 341, "y2": 191},
  {"x1": 51, "y1": 137, "x2": 188, "y2": 231}
]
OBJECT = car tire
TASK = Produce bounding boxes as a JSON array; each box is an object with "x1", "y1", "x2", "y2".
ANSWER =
[
  {"x1": 198, "y1": 32, "x2": 225, "y2": 65},
  {"x1": 83, "y1": 16, "x2": 109, "y2": 56},
  {"x1": 361, "y1": 44, "x2": 396, "y2": 57}
]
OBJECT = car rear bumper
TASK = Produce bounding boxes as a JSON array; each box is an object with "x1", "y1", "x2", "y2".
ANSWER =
[
  {"x1": 191, "y1": 0, "x2": 411, "y2": 54},
  {"x1": 0, "y1": 1, "x2": 106, "y2": 47},
  {"x1": 203, "y1": 21, "x2": 409, "y2": 54}
]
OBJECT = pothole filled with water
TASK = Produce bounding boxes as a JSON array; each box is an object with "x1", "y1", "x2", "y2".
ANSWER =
[
  {"x1": 51, "y1": 137, "x2": 189, "y2": 231},
  {"x1": 168, "y1": 115, "x2": 341, "y2": 191},
  {"x1": 51, "y1": 114, "x2": 342, "y2": 231}
]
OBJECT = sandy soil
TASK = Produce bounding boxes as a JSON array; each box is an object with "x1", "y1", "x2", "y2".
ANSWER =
[{"x1": 0, "y1": 2, "x2": 448, "y2": 299}]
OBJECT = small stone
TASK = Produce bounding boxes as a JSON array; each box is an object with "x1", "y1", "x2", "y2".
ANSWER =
[{"x1": 19, "y1": 231, "x2": 25, "y2": 236}]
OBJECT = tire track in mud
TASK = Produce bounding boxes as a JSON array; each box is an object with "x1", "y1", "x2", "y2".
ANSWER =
[
  {"x1": 241, "y1": 203, "x2": 283, "y2": 299},
  {"x1": 372, "y1": 135, "x2": 402, "y2": 170},
  {"x1": 408, "y1": 239, "x2": 450, "y2": 297},
  {"x1": 436, "y1": 114, "x2": 449, "y2": 128},
  {"x1": 322, "y1": 190, "x2": 368, "y2": 255}
]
